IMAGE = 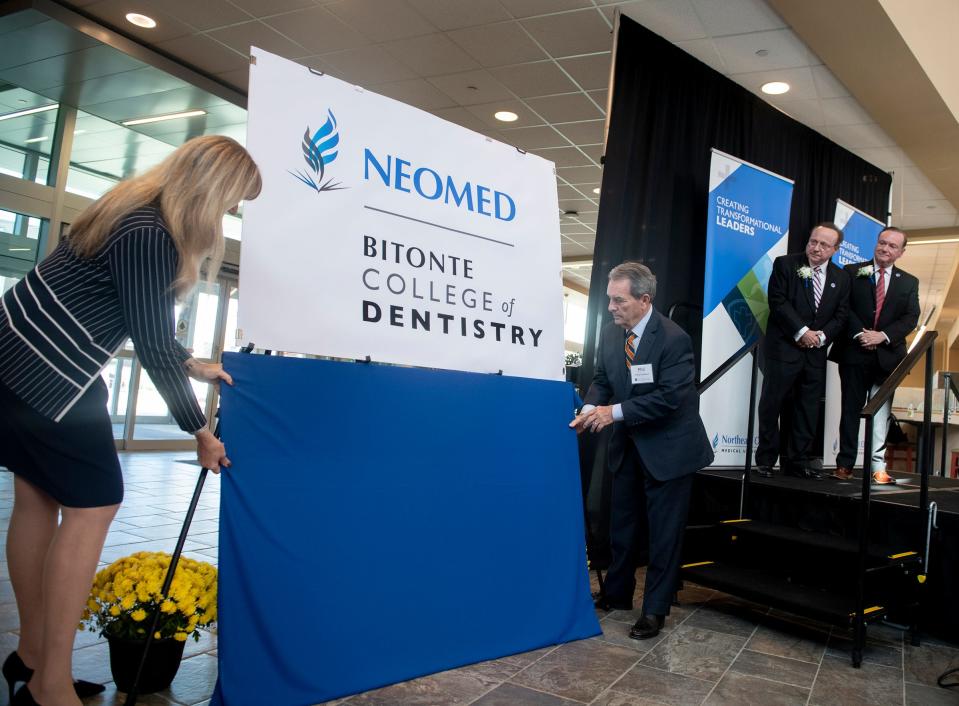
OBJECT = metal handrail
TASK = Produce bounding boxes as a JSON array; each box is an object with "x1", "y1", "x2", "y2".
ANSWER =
[
  {"x1": 861, "y1": 330, "x2": 937, "y2": 416},
  {"x1": 697, "y1": 339, "x2": 759, "y2": 394},
  {"x1": 853, "y1": 329, "x2": 936, "y2": 666}
]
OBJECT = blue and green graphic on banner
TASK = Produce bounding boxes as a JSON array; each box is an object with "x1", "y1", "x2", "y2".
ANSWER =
[
  {"x1": 700, "y1": 149, "x2": 793, "y2": 466},
  {"x1": 833, "y1": 198, "x2": 884, "y2": 267},
  {"x1": 703, "y1": 150, "x2": 795, "y2": 346}
]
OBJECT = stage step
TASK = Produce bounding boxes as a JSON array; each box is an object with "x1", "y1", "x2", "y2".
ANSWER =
[
  {"x1": 680, "y1": 560, "x2": 887, "y2": 627},
  {"x1": 717, "y1": 519, "x2": 922, "y2": 567}
]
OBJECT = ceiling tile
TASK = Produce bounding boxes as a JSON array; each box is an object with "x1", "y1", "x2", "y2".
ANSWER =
[
  {"x1": 325, "y1": 0, "x2": 437, "y2": 43},
  {"x1": 156, "y1": 35, "x2": 248, "y2": 75},
  {"x1": 368, "y1": 77, "x2": 456, "y2": 110},
  {"x1": 208, "y1": 21, "x2": 307, "y2": 59},
  {"x1": 557, "y1": 164, "x2": 603, "y2": 184},
  {"x1": 810, "y1": 65, "x2": 849, "y2": 99},
  {"x1": 320, "y1": 46, "x2": 417, "y2": 85},
  {"x1": 82, "y1": 0, "x2": 194, "y2": 42},
  {"x1": 770, "y1": 98, "x2": 826, "y2": 127},
  {"x1": 557, "y1": 184, "x2": 585, "y2": 200},
  {"x1": 558, "y1": 196, "x2": 598, "y2": 211},
  {"x1": 448, "y1": 21, "x2": 548, "y2": 67},
  {"x1": 554, "y1": 119, "x2": 604, "y2": 145},
  {"x1": 852, "y1": 146, "x2": 908, "y2": 171},
  {"x1": 689, "y1": 0, "x2": 786, "y2": 36},
  {"x1": 405, "y1": 0, "x2": 510, "y2": 30},
  {"x1": 499, "y1": 0, "x2": 592, "y2": 18},
  {"x1": 148, "y1": 0, "x2": 250, "y2": 31},
  {"x1": 489, "y1": 61, "x2": 577, "y2": 98},
  {"x1": 820, "y1": 96, "x2": 876, "y2": 126},
  {"x1": 463, "y1": 99, "x2": 544, "y2": 128},
  {"x1": 431, "y1": 106, "x2": 497, "y2": 134},
  {"x1": 587, "y1": 89, "x2": 608, "y2": 113},
  {"x1": 532, "y1": 146, "x2": 593, "y2": 168},
  {"x1": 580, "y1": 144, "x2": 604, "y2": 162},
  {"x1": 499, "y1": 125, "x2": 569, "y2": 150},
  {"x1": 673, "y1": 38, "x2": 725, "y2": 72},
  {"x1": 903, "y1": 199, "x2": 956, "y2": 216},
  {"x1": 382, "y1": 33, "x2": 479, "y2": 76},
  {"x1": 521, "y1": 10, "x2": 613, "y2": 58},
  {"x1": 558, "y1": 53, "x2": 610, "y2": 91},
  {"x1": 613, "y1": 0, "x2": 708, "y2": 42},
  {"x1": 228, "y1": 0, "x2": 315, "y2": 17},
  {"x1": 426, "y1": 69, "x2": 513, "y2": 106},
  {"x1": 526, "y1": 92, "x2": 603, "y2": 123},
  {"x1": 215, "y1": 68, "x2": 249, "y2": 91},
  {"x1": 826, "y1": 123, "x2": 896, "y2": 150},
  {"x1": 711, "y1": 29, "x2": 811, "y2": 74},
  {"x1": 730, "y1": 66, "x2": 817, "y2": 101},
  {"x1": 264, "y1": 7, "x2": 369, "y2": 54}
]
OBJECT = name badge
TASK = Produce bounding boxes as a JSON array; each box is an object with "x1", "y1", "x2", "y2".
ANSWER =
[{"x1": 631, "y1": 363, "x2": 654, "y2": 384}]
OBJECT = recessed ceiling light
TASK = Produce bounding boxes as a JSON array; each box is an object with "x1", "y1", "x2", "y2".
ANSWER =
[
  {"x1": 494, "y1": 110, "x2": 518, "y2": 122},
  {"x1": 126, "y1": 13, "x2": 157, "y2": 28},
  {"x1": 24, "y1": 136, "x2": 48, "y2": 143},
  {"x1": 761, "y1": 81, "x2": 790, "y2": 95},
  {"x1": 73, "y1": 129, "x2": 86, "y2": 135},
  {"x1": 755, "y1": 49, "x2": 770, "y2": 57},
  {"x1": 121, "y1": 109, "x2": 207, "y2": 126},
  {"x1": 926, "y1": 204, "x2": 937, "y2": 209},
  {"x1": 592, "y1": 187, "x2": 600, "y2": 195},
  {"x1": 0, "y1": 104, "x2": 58, "y2": 122}
]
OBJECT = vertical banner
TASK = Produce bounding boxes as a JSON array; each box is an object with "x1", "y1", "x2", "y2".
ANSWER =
[
  {"x1": 701, "y1": 149, "x2": 793, "y2": 465},
  {"x1": 238, "y1": 48, "x2": 564, "y2": 380},
  {"x1": 823, "y1": 199, "x2": 885, "y2": 463}
]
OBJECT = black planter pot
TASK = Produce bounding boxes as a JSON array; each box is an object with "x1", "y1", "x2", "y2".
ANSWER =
[{"x1": 106, "y1": 633, "x2": 186, "y2": 694}]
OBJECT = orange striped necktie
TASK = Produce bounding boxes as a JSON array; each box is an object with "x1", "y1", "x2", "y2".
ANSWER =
[{"x1": 625, "y1": 332, "x2": 636, "y2": 370}]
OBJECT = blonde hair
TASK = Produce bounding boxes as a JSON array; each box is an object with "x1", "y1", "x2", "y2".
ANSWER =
[{"x1": 68, "y1": 135, "x2": 262, "y2": 297}]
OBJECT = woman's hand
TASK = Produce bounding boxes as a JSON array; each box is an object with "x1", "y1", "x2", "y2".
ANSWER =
[
  {"x1": 184, "y1": 358, "x2": 233, "y2": 388},
  {"x1": 196, "y1": 429, "x2": 230, "y2": 472}
]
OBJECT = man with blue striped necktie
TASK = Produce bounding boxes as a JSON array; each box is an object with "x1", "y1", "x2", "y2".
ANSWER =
[{"x1": 755, "y1": 224, "x2": 851, "y2": 480}]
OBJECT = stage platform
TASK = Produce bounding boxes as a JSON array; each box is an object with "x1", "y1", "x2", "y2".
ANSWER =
[{"x1": 690, "y1": 468, "x2": 959, "y2": 641}]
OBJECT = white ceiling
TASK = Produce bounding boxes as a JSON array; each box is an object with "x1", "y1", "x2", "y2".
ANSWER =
[{"x1": 52, "y1": 0, "x2": 959, "y2": 267}]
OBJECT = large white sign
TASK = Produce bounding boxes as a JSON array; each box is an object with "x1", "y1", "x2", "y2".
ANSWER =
[{"x1": 239, "y1": 49, "x2": 564, "y2": 380}]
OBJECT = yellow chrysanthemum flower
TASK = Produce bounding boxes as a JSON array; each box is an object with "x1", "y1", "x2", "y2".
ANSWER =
[
  {"x1": 131, "y1": 609, "x2": 147, "y2": 622},
  {"x1": 173, "y1": 632, "x2": 188, "y2": 642},
  {"x1": 109, "y1": 605, "x2": 121, "y2": 617}
]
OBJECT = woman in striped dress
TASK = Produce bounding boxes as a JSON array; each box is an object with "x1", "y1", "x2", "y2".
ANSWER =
[{"x1": 0, "y1": 135, "x2": 261, "y2": 706}]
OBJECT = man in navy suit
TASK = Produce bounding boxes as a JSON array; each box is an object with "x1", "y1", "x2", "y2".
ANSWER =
[
  {"x1": 571, "y1": 262, "x2": 713, "y2": 640},
  {"x1": 830, "y1": 227, "x2": 920, "y2": 484},
  {"x1": 755, "y1": 223, "x2": 851, "y2": 479}
]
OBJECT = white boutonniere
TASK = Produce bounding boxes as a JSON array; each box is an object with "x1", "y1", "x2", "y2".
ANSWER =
[
  {"x1": 857, "y1": 265, "x2": 874, "y2": 278},
  {"x1": 797, "y1": 266, "x2": 813, "y2": 280}
]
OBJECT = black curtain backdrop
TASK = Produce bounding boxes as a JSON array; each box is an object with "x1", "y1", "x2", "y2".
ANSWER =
[{"x1": 581, "y1": 16, "x2": 891, "y2": 569}]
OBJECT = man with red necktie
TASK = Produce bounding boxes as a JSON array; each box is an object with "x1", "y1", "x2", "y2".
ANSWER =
[{"x1": 830, "y1": 227, "x2": 920, "y2": 484}]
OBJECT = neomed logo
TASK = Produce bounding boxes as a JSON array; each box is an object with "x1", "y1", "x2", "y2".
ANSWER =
[{"x1": 290, "y1": 109, "x2": 346, "y2": 194}]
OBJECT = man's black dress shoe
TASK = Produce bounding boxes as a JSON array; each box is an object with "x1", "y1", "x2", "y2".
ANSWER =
[
  {"x1": 784, "y1": 465, "x2": 823, "y2": 481},
  {"x1": 594, "y1": 596, "x2": 632, "y2": 611},
  {"x1": 753, "y1": 465, "x2": 774, "y2": 478},
  {"x1": 629, "y1": 614, "x2": 665, "y2": 640}
]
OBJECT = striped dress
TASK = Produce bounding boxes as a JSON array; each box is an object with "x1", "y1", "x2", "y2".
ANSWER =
[{"x1": 0, "y1": 206, "x2": 206, "y2": 433}]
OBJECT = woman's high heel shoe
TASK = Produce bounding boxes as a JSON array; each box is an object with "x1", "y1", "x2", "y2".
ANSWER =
[
  {"x1": 11, "y1": 684, "x2": 39, "y2": 705},
  {"x1": 2, "y1": 651, "x2": 105, "y2": 701}
]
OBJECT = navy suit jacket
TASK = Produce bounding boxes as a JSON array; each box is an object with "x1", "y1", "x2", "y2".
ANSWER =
[
  {"x1": 583, "y1": 309, "x2": 713, "y2": 481},
  {"x1": 828, "y1": 261, "x2": 920, "y2": 373},
  {"x1": 762, "y1": 253, "x2": 850, "y2": 363}
]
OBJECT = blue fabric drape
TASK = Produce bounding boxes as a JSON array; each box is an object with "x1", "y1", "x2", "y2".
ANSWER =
[{"x1": 211, "y1": 353, "x2": 599, "y2": 705}]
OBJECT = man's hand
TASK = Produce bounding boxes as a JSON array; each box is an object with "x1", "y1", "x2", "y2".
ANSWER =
[
  {"x1": 799, "y1": 330, "x2": 820, "y2": 349},
  {"x1": 195, "y1": 428, "x2": 230, "y2": 472},
  {"x1": 569, "y1": 406, "x2": 615, "y2": 434},
  {"x1": 184, "y1": 358, "x2": 234, "y2": 388},
  {"x1": 858, "y1": 330, "x2": 886, "y2": 348}
]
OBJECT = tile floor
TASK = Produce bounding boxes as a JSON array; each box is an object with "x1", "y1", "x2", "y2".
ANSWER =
[{"x1": 0, "y1": 451, "x2": 957, "y2": 706}]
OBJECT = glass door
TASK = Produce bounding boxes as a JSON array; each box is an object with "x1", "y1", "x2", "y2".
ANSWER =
[{"x1": 116, "y1": 276, "x2": 237, "y2": 450}]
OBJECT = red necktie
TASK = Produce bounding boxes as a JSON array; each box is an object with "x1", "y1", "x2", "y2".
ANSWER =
[
  {"x1": 625, "y1": 333, "x2": 636, "y2": 370},
  {"x1": 874, "y1": 268, "x2": 886, "y2": 327}
]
